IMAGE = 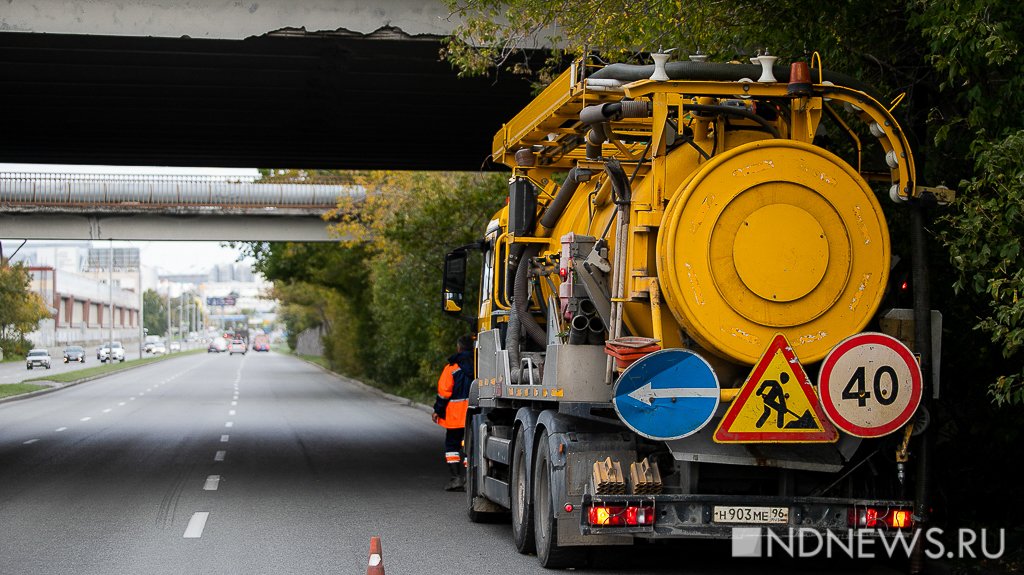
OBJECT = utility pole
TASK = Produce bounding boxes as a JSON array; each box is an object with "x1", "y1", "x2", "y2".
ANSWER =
[
  {"x1": 138, "y1": 262, "x2": 143, "y2": 358},
  {"x1": 165, "y1": 287, "x2": 171, "y2": 343},
  {"x1": 108, "y1": 240, "x2": 114, "y2": 350}
]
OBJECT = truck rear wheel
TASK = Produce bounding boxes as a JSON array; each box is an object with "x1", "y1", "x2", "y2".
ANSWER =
[
  {"x1": 533, "y1": 430, "x2": 586, "y2": 568},
  {"x1": 465, "y1": 415, "x2": 505, "y2": 524},
  {"x1": 511, "y1": 427, "x2": 535, "y2": 553}
]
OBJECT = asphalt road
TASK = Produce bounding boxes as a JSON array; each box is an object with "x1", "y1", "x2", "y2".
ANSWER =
[{"x1": 0, "y1": 352, "x2": 904, "y2": 574}]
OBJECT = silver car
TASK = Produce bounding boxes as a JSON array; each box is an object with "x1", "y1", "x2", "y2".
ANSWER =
[{"x1": 26, "y1": 348, "x2": 52, "y2": 370}]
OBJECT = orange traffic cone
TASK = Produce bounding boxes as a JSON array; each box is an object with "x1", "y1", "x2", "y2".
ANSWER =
[{"x1": 367, "y1": 536, "x2": 384, "y2": 575}]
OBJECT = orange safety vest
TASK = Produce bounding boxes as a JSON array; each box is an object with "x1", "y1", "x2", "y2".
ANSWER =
[{"x1": 435, "y1": 362, "x2": 469, "y2": 429}]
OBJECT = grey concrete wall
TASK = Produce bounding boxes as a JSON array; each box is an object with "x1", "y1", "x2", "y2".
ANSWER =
[
  {"x1": 1, "y1": 0, "x2": 455, "y2": 38},
  {"x1": 294, "y1": 326, "x2": 325, "y2": 357}
]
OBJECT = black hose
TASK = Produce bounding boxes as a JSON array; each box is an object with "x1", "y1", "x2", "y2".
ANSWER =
[
  {"x1": 513, "y1": 244, "x2": 546, "y2": 347},
  {"x1": 506, "y1": 244, "x2": 544, "y2": 383},
  {"x1": 683, "y1": 103, "x2": 781, "y2": 139},
  {"x1": 539, "y1": 167, "x2": 591, "y2": 231}
]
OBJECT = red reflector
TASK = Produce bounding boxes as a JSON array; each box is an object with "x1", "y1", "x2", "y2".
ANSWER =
[
  {"x1": 559, "y1": 268, "x2": 568, "y2": 281},
  {"x1": 564, "y1": 503, "x2": 574, "y2": 513},
  {"x1": 901, "y1": 281, "x2": 909, "y2": 290},
  {"x1": 865, "y1": 507, "x2": 878, "y2": 528}
]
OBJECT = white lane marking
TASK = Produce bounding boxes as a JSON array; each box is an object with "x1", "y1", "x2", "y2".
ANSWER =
[
  {"x1": 80, "y1": 417, "x2": 91, "y2": 422},
  {"x1": 228, "y1": 410, "x2": 236, "y2": 416},
  {"x1": 55, "y1": 427, "x2": 67, "y2": 432},
  {"x1": 118, "y1": 402, "x2": 126, "y2": 406},
  {"x1": 139, "y1": 393, "x2": 145, "y2": 396},
  {"x1": 231, "y1": 401, "x2": 237, "y2": 406},
  {"x1": 183, "y1": 512, "x2": 210, "y2": 538},
  {"x1": 146, "y1": 388, "x2": 152, "y2": 392},
  {"x1": 102, "y1": 409, "x2": 112, "y2": 413},
  {"x1": 225, "y1": 421, "x2": 233, "y2": 428},
  {"x1": 214, "y1": 450, "x2": 226, "y2": 462},
  {"x1": 220, "y1": 435, "x2": 230, "y2": 443},
  {"x1": 203, "y1": 475, "x2": 220, "y2": 491},
  {"x1": 23, "y1": 439, "x2": 39, "y2": 445},
  {"x1": 129, "y1": 397, "x2": 136, "y2": 401}
]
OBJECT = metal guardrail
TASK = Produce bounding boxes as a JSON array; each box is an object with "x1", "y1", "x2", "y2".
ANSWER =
[{"x1": 0, "y1": 173, "x2": 362, "y2": 210}]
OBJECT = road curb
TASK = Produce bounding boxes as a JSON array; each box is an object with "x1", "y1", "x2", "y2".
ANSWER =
[{"x1": 295, "y1": 354, "x2": 433, "y2": 415}]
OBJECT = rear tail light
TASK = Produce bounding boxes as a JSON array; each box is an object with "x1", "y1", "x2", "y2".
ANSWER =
[
  {"x1": 848, "y1": 506, "x2": 913, "y2": 529},
  {"x1": 587, "y1": 505, "x2": 654, "y2": 527}
]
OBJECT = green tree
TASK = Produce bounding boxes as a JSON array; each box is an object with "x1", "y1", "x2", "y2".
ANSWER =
[
  {"x1": 0, "y1": 262, "x2": 50, "y2": 356},
  {"x1": 142, "y1": 288, "x2": 167, "y2": 337}
]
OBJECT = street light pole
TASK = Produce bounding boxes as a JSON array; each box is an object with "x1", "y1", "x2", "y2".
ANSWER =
[{"x1": 108, "y1": 240, "x2": 114, "y2": 351}]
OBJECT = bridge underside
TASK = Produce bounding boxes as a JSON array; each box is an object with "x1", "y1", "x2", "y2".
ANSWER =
[{"x1": 0, "y1": 30, "x2": 535, "y2": 170}]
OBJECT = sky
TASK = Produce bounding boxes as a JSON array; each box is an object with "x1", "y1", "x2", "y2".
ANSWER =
[{"x1": 2, "y1": 164, "x2": 260, "y2": 274}]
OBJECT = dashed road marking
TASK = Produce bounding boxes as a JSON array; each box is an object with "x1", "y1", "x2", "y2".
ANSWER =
[
  {"x1": 214, "y1": 450, "x2": 226, "y2": 462},
  {"x1": 220, "y1": 435, "x2": 230, "y2": 443},
  {"x1": 118, "y1": 402, "x2": 126, "y2": 406},
  {"x1": 225, "y1": 421, "x2": 233, "y2": 428},
  {"x1": 102, "y1": 408, "x2": 112, "y2": 413},
  {"x1": 203, "y1": 475, "x2": 220, "y2": 491},
  {"x1": 55, "y1": 427, "x2": 67, "y2": 432},
  {"x1": 183, "y1": 512, "x2": 210, "y2": 538},
  {"x1": 229, "y1": 410, "x2": 236, "y2": 416},
  {"x1": 129, "y1": 397, "x2": 136, "y2": 401},
  {"x1": 80, "y1": 417, "x2": 91, "y2": 422},
  {"x1": 231, "y1": 401, "x2": 237, "y2": 406},
  {"x1": 23, "y1": 439, "x2": 39, "y2": 445}
]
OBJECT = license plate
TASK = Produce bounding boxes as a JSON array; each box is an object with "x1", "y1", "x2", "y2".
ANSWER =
[{"x1": 712, "y1": 505, "x2": 789, "y2": 524}]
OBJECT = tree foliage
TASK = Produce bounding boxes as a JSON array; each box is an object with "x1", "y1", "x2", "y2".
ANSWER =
[
  {"x1": 142, "y1": 288, "x2": 167, "y2": 337},
  {"x1": 0, "y1": 262, "x2": 50, "y2": 355},
  {"x1": 244, "y1": 171, "x2": 506, "y2": 399}
]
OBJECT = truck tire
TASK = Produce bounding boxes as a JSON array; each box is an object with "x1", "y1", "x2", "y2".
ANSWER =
[
  {"x1": 511, "y1": 427, "x2": 535, "y2": 554},
  {"x1": 465, "y1": 416, "x2": 505, "y2": 524},
  {"x1": 533, "y1": 430, "x2": 586, "y2": 568}
]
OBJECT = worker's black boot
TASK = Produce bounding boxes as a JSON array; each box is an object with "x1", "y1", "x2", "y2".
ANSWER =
[{"x1": 445, "y1": 463, "x2": 466, "y2": 492}]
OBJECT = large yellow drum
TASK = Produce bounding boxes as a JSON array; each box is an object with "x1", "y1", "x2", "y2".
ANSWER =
[{"x1": 657, "y1": 140, "x2": 890, "y2": 364}]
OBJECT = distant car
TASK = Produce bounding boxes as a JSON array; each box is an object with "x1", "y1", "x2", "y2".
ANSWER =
[
  {"x1": 144, "y1": 335, "x2": 161, "y2": 353},
  {"x1": 169, "y1": 341, "x2": 181, "y2": 352},
  {"x1": 228, "y1": 339, "x2": 247, "y2": 355},
  {"x1": 99, "y1": 341, "x2": 125, "y2": 363},
  {"x1": 26, "y1": 348, "x2": 52, "y2": 370},
  {"x1": 63, "y1": 345, "x2": 86, "y2": 364},
  {"x1": 152, "y1": 341, "x2": 167, "y2": 355},
  {"x1": 208, "y1": 337, "x2": 228, "y2": 353},
  {"x1": 252, "y1": 334, "x2": 270, "y2": 352}
]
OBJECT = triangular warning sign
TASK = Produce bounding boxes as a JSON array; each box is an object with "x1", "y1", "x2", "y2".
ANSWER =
[{"x1": 714, "y1": 333, "x2": 838, "y2": 443}]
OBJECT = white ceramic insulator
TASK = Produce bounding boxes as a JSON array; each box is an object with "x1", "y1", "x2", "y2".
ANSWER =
[{"x1": 650, "y1": 53, "x2": 670, "y2": 81}]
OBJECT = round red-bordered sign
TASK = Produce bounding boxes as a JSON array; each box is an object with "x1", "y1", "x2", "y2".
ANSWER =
[{"x1": 818, "y1": 332, "x2": 922, "y2": 438}]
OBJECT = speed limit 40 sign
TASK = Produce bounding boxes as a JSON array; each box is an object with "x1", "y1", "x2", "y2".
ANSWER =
[{"x1": 818, "y1": 333, "x2": 922, "y2": 438}]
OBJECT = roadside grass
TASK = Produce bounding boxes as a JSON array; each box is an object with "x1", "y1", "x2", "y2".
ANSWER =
[
  {"x1": 23, "y1": 348, "x2": 205, "y2": 385},
  {"x1": 0, "y1": 383, "x2": 49, "y2": 399},
  {"x1": 297, "y1": 354, "x2": 330, "y2": 370}
]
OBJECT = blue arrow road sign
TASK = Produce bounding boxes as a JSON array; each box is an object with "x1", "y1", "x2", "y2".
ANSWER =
[{"x1": 612, "y1": 349, "x2": 720, "y2": 441}]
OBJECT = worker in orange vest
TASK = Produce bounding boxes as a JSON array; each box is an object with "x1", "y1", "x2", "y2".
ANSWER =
[{"x1": 432, "y1": 334, "x2": 474, "y2": 491}]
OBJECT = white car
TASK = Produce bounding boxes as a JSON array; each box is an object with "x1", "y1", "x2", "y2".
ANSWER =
[
  {"x1": 99, "y1": 341, "x2": 125, "y2": 363},
  {"x1": 26, "y1": 348, "x2": 52, "y2": 370},
  {"x1": 152, "y1": 341, "x2": 167, "y2": 355},
  {"x1": 169, "y1": 341, "x2": 181, "y2": 352}
]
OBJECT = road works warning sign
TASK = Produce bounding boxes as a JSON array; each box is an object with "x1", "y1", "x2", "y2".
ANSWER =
[{"x1": 714, "y1": 333, "x2": 838, "y2": 443}]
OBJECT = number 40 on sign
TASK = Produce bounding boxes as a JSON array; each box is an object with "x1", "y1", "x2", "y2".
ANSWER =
[{"x1": 818, "y1": 333, "x2": 923, "y2": 438}]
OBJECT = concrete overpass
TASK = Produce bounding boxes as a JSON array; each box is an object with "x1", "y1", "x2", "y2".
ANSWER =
[
  {"x1": 0, "y1": 1, "x2": 537, "y2": 170},
  {"x1": 0, "y1": 172, "x2": 356, "y2": 240}
]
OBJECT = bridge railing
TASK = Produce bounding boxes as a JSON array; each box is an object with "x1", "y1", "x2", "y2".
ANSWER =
[{"x1": 0, "y1": 173, "x2": 362, "y2": 210}]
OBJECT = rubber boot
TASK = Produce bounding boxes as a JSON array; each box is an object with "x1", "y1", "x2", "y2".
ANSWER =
[{"x1": 445, "y1": 462, "x2": 466, "y2": 492}]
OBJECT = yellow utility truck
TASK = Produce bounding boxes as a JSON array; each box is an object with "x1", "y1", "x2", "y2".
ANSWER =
[{"x1": 442, "y1": 55, "x2": 941, "y2": 567}]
